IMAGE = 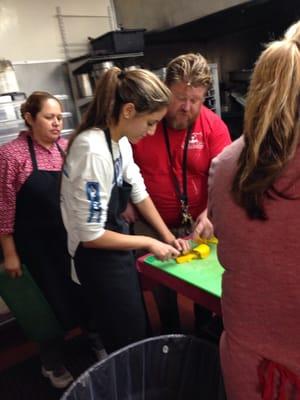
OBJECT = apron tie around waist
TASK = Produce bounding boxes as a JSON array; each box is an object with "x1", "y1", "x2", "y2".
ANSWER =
[{"x1": 258, "y1": 359, "x2": 300, "y2": 400}]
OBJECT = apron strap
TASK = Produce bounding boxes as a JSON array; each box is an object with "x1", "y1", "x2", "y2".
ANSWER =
[
  {"x1": 27, "y1": 136, "x2": 65, "y2": 171},
  {"x1": 258, "y1": 359, "x2": 300, "y2": 399},
  {"x1": 27, "y1": 136, "x2": 38, "y2": 171},
  {"x1": 55, "y1": 141, "x2": 66, "y2": 158},
  {"x1": 103, "y1": 128, "x2": 118, "y2": 184}
]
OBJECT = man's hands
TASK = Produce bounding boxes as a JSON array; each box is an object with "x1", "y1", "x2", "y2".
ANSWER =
[{"x1": 192, "y1": 209, "x2": 214, "y2": 240}]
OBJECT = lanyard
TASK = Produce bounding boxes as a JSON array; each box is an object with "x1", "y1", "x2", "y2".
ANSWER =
[{"x1": 162, "y1": 119, "x2": 194, "y2": 229}]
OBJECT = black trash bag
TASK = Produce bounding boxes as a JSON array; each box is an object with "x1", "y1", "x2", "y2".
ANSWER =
[{"x1": 61, "y1": 334, "x2": 226, "y2": 400}]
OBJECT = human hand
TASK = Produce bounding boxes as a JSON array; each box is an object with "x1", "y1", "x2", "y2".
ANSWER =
[
  {"x1": 169, "y1": 237, "x2": 191, "y2": 254},
  {"x1": 4, "y1": 254, "x2": 22, "y2": 278},
  {"x1": 121, "y1": 202, "x2": 139, "y2": 224},
  {"x1": 148, "y1": 238, "x2": 180, "y2": 261},
  {"x1": 192, "y1": 209, "x2": 214, "y2": 240}
]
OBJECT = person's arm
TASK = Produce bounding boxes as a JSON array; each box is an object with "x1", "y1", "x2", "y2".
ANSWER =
[
  {"x1": 192, "y1": 208, "x2": 214, "y2": 240},
  {"x1": 123, "y1": 140, "x2": 189, "y2": 253},
  {"x1": 134, "y1": 196, "x2": 190, "y2": 253},
  {"x1": 83, "y1": 229, "x2": 180, "y2": 261},
  {"x1": 121, "y1": 201, "x2": 140, "y2": 224},
  {"x1": 0, "y1": 234, "x2": 22, "y2": 278},
  {"x1": 135, "y1": 196, "x2": 174, "y2": 243},
  {"x1": 63, "y1": 139, "x2": 180, "y2": 261},
  {"x1": 0, "y1": 148, "x2": 22, "y2": 278},
  {"x1": 190, "y1": 113, "x2": 231, "y2": 241}
]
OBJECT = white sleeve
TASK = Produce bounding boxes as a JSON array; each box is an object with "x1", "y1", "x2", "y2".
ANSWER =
[
  {"x1": 71, "y1": 152, "x2": 114, "y2": 242},
  {"x1": 121, "y1": 139, "x2": 149, "y2": 204}
]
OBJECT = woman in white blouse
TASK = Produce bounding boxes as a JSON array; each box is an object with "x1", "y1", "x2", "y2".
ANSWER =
[{"x1": 61, "y1": 67, "x2": 189, "y2": 353}]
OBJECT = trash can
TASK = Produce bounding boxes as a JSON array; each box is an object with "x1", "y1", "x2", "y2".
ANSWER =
[{"x1": 61, "y1": 335, "x2": 226, "y2": 400}]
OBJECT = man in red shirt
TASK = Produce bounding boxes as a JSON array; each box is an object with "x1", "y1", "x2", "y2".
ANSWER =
[{"x1": 132, "y1": 53, "x2": 232, "y2": 334}]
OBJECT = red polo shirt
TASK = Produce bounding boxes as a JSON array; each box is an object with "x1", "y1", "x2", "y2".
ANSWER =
[{"x1": 132, "y1": 106, "x2": 231, "y2": 227}]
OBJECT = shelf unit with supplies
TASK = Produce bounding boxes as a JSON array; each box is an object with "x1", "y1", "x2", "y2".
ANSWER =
[
  {"x1": 67, "y1": 52, "x2": 144, "y2": 120},
  {"x1": 0, "y1": 94, "x2": 74, "y2": 145},
  {"x1": 204, "y1": 63, "x2": 221, "y2": 116},
  {"x1": 56, "y1": 7, "x2": 145, "y2": 122}
]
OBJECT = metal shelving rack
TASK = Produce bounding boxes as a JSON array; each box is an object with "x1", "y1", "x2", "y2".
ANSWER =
[
  {"x1": 56, "y1": 7, "x2": 144, "y2": 122},
  {"x1": 0, "y1": 96, "x2": 73, "y2": 145},
  {"x1": 205, "y1": 63, "x2": 221, "y2": 116},
  {"x1": 67, "y1": 51, "x2": 144, "y2": 118}
]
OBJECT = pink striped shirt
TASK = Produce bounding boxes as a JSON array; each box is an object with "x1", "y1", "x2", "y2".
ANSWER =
[{"x1": 0, "y1": 131, "x2": 67, "y2": 235}]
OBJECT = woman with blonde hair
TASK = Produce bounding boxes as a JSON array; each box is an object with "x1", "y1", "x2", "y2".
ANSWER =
[
  {"x1": 61, "y1": 67, "x2": 189, "y2": 353},
  {"x1": 208, "y1": 21, "x2": 300, "y2": 399}
]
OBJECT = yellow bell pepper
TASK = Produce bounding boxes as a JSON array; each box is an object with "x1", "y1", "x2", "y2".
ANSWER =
[
  {"x1": 195, "y1": 235, "x2": 218, "y2": 245},
  {"x1": 176, "y1": 243, "x2": 210, "y2": 264}
]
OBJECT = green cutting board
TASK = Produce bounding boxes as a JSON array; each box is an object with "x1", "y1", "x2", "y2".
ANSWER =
[
  {"x1": 144, "y1": 243, "x2": 224, "y2": 297},
  {"x1": 0, "y1": 264, "x2": 64, "y2": 342}
]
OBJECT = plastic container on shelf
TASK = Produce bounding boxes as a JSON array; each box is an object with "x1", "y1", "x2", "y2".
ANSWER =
[
  {"x1": 0, "y1": 95, "x2": 15, "y2": 121},
  {"x1": 0, "y1": 60, "x2": 20, "y2": 94},
  {"x1": 0, "y1": 120, "x2": 25, "y2": 145},
  {"x1": 89, "y1": 29, "x2": 145, "y2": 56},
  {"x1": 61, "y1": 335, "x2": 226, "y2": 400},
  {"x1": 0, "y1": 92, "x2": 26, "y2": 121}
]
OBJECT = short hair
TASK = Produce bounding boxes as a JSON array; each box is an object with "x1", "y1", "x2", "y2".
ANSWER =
[{"x1": 165, "y1": 53, "x2": 212, "y2": 88}]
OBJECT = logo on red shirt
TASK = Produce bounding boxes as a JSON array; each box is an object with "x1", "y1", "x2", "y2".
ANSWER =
[{"x1": 187, "y1": 132, "x2": 205, "y2": 150}]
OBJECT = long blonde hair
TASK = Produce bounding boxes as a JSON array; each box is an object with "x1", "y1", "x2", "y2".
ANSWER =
[
  {"x1": 232, "y1": 20, "x2": 300, "y2": 219},
  {"x1": 68, "y1": 67, "x2": 170, "y2": 149}
]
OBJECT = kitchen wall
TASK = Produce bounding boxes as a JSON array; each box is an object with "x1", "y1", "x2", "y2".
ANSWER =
[
  {"x1": 0, "y1": 0, "x2": 115, "y2": 61},
  {"x1": 113, "y1": 0, "x2": 249, "y2": 31},
  {"x1": 0, "y1": 0, "x2": 117, "y2": 125}
]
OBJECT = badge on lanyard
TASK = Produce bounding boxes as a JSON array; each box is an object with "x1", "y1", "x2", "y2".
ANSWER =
[{"x1": 180, "y1": 200, "x2": 194, "y2": 234}]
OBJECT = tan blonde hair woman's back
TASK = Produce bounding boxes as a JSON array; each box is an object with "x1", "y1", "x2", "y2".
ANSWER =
[{"x1": 232, "y1": 20, "x2": 300, "y2": 219}]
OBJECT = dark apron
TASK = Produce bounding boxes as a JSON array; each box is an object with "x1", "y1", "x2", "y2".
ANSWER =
[
  {"x1": 14, "y1": 136, "x2": 79, "y2": 331},
  {"x1": 74, "y1": 129, "x2": 148, "y2": 353}
]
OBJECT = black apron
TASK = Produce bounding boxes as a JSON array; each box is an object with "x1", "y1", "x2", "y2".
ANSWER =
[
  {"x1": 74, "y1": 129, "x2": 148, "y2": 353},
  {"x1": 14, "y1": 136, "x2": 79, "y2": 331}
]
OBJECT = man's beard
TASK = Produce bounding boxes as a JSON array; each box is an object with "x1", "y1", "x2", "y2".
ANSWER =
[{"x1": 166, "y1": 112, "x2": 196, "y2": 130}]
